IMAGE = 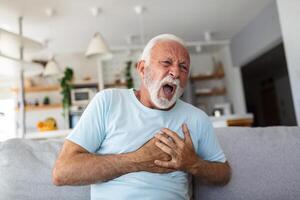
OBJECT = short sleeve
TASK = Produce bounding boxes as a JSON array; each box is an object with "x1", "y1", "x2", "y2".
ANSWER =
[
  {"x1": 66, "y1": 91, "x2": 108, "y2": 153},
  {"x1": 196, "y1": 114, "x2": 226, "y2": 163}
]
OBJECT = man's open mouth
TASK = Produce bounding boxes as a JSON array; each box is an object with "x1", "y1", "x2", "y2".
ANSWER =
[{"x1": 162, "y1": 83, "x2": 176, "y2": 98}]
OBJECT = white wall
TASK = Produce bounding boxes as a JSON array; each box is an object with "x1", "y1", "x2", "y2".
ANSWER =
[
  {"x1": 230, "y1": 1, "x2": 282, "y2": 67},
  {"x1": 276, "y1": 0, "x2": 300, "y2": 125},
  {"x1": 55, "y1": 52, "x2": 98, "y2": 82},
  {"x1": 218, "y1": 46, "x2": 246, "y2": 114}
]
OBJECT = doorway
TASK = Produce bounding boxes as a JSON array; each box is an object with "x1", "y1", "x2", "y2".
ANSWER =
[{"x1": 241, "y1": 43, "x2": 296, "y2": 126}]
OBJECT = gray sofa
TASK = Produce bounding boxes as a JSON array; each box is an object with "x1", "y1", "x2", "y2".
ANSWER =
[{"x1": 0, "y1": 127, "x2": 300, "y2": 200}]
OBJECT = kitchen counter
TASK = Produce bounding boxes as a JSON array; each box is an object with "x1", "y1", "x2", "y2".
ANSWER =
[
  {"x1": 210, "y1": 113, "x2": 254, "y2": 127},
  {"x1": 25, "y1": 129, "x2": 72, "y2": 140}
]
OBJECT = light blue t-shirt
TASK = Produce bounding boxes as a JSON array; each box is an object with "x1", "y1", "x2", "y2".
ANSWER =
[{"x1": 67, "y1": 88, "x2": 226, "y2": 200}]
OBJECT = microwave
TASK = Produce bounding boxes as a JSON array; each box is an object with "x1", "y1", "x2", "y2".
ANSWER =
[{"x1": 71, "y1": 88, "x2": 98, "y2": 106}]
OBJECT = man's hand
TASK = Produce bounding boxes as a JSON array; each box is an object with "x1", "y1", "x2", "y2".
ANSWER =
[
  {"x1": 153, "y1": 124, "x2": 198, "y2": 172},
  {"x1": 154, "y1": 124, "x2": 231, "y2": 185},
  {"x1": 134, "y1": 137, "x2": 175, "y2": 173}
]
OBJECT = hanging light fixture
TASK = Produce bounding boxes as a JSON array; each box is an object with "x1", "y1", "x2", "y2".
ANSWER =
[
  {"x1": 133, "y1": 5, "x2": 146, "y2": 45},
  {"x1": 85, "y1": 32, "x2": 113, "y2": 60},
  {"x1": 42, "y1": 8, "x2": 60, "y2": 76},
  {"x1": 43, "y1": 57, "x2": 60, "y2": 76}
]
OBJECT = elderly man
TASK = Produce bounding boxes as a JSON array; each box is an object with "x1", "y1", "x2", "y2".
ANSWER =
[{"x1": 52, "y1": 34, "x2": 231, "y2": 199}]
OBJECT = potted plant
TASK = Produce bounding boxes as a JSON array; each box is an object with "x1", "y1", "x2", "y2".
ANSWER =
[
  {"x1": 60, "y1": 67, "x2": 73, "y2": 117},
  {"x1": 125, "y1": 61, "x2": 133, "y2": 88}
]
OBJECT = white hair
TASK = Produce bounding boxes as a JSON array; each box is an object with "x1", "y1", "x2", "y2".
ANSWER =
[{"x1": 139, "y1": 34, "x2": 186, "y2": 64}]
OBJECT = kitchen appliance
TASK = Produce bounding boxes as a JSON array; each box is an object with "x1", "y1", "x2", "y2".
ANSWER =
[
  {"x1": 69, "y1": 105, "x2": 87, "y2": 128},
  {"x1": 71, "y1": 88, "x2": 97, "y2": 106},
  {"x1": 212, "y1": 103, "x2": 232, "y2": 117}
]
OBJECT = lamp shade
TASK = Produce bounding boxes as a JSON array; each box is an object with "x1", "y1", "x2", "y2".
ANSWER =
[
  {"x1": 43, "y1": 59, "x2": 60, "y2": 76},
  {"x1": 85, "y1": 32, "x2": 113, "y2": 60}
]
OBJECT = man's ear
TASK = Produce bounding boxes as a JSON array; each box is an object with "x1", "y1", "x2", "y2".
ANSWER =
[{"x1": 136, "y1": 60, "x2": 146, "y2": 79}]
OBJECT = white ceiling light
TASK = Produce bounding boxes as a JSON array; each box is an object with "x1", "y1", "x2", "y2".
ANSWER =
[
  {"x1": 45, "y1": 8, "x2": 55, "y2": 17},
  {"x1": 134, "y1": 5, "x2": 145, "y2": 15},
  {"x1": 43, "y1": 58, "x2": 60, "y2": 76},
  {"x1": 204, "y1": 31, "x2": 212, "y2": 41},
  {"x1": 85, "y1": 32, "x2": 113, "y2": 60},
  {"x1": 195, "y1": 45, "x2": 202, "y2": 53},
  {"x1": 90, "y1": 7, "x2": 101, "y2": 17},
  {"x1": 133, "y1": 5, "x2": 146, "y2": 45}
]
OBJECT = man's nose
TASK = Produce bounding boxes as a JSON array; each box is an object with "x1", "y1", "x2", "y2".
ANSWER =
[{"x1": 169, "y1": 65, "x2": 180, "y2": 78}]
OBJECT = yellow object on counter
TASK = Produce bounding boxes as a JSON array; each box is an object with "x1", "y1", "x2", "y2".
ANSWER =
[{"x1": 37, "y1": 117, "x2": 58, "y2": 132}]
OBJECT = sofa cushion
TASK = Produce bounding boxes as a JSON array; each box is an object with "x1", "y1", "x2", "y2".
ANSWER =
[
  {"x1": 194, "y1": 127, "x2": 300, "y2": 200},
  {"x1": 0, "y1": 138, "x2": 90, "y2": 200}
]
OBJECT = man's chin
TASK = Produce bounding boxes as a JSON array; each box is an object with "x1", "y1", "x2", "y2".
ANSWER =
[{"x1": 152, "y1": 96, "x2": 177, "y2": 110}]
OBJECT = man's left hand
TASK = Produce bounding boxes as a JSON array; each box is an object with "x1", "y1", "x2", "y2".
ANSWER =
[{"x1": 154, "y1": 124, "x2": 198, "y2": 172}]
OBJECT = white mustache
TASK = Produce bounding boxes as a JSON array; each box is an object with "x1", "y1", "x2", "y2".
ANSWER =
[{"x1": 159, "y1": 75, "x2": 180, "y2": 88}]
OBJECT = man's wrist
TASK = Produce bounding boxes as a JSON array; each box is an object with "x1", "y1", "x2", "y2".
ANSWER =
[
  {"x1": 123, "y1": 152, "x2": 142, "y2": 173},
  {"x1": 186, "y1": 156, "x2": 204, "y2": 176}
]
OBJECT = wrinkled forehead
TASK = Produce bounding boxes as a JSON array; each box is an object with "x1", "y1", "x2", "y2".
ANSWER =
[{"x1": 150, "y1": 40, "x2": 190, "y2": 63}]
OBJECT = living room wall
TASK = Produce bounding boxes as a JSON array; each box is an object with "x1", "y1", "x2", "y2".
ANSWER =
[
  {"x1": 277, "y1": 0, "x2": 300, "y2": 125},
  {"x1": 230, "y1": 1, "x2": 282, "y2": 67}
]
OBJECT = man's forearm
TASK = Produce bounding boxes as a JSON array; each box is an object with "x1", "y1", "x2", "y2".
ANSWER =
[
  {"x1": 188, "y1": 159, "x2": 231, "y2": 186},
  {"x1": 53, "y1": 152, "x2": 138, "y2": 186}
]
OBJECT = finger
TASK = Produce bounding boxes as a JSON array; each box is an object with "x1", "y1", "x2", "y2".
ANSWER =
[
  {"x1": 155, "y1": 133, "x2": 177, "y2": 149},
  {"x1": 155, "y1": 141, "x2": 173, "y2": 155},
  {"x1": 161, "y1": 128, "x2": 183, "y2": 145},
  {"x1": 154, "y1": 160, "x2": 176, "y2": 169},
  {"x1": 182, "y1": 123, "x2": 193, "y2": 146}
]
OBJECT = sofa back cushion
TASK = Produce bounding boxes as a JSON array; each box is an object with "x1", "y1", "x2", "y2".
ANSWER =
[
  {"x1": 0, "y1": 138, "x2": 90, "y2": 200},
  {"x1": 193, "y1": 127, "x2": 300, "y2": 200}
]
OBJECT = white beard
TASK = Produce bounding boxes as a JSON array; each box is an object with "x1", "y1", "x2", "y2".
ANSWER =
[{"x1": 144, "y1": 67, "x2": 184, "y2": 109}]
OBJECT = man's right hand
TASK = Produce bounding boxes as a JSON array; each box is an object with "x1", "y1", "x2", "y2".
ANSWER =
[{"x1": 132, "y1": 137, "x2": 174, "y2": 173}]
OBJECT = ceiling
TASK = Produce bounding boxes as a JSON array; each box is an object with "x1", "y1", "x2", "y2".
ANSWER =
[{"x1": 0, "y1": 0, "x2": 274, "y2": 55}]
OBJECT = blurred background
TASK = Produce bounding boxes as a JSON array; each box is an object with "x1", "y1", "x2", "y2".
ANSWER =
[{"x1": 0, "y1": 0, "x2": 299, "y2": 141}]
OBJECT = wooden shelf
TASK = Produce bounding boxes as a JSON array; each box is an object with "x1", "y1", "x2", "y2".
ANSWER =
[
  {"x1": 16, "y1": 103, "x2": 62, "y2": 111},
  {"x1": 196, "y1": 88, "x2": 226, "y2": 97},
  {"x1": 105, "y1": 83, "x2": 128, "y2": 88},
  {"x1": 191, "y1": 71, "x2": 225, "y2": 81},
  {"x1": 12, "y1": 85, "x2": 60, "y2": 93}
]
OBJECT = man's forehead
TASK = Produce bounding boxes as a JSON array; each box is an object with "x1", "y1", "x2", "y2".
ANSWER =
[{"x1": 151, "y1": 40, "x2": 190, "y2": 59}]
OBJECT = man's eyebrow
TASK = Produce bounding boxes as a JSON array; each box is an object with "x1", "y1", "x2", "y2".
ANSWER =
[
  {"x1": 159, "y1": 57, "x2": 172, "y2": 61},
  {"x1": 179, "y1": 60, "x2": 187, "y2": 64}
]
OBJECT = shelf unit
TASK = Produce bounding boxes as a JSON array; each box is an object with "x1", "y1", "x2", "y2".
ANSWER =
[
  {"x1": 12, "y1": 85, "x2": 62, "y2": 111},
  {"x1": 0, "y1": 18, "x2": 45, "y2": 138},
  {"x1": 191, "y1": 71, "x2": 226, "y2": 97},
  {"x1": 11, "y1": 85, "x2": 60, "y2": 93},
  {"x1": 16, "y1": 103, "x2": 62, "y2": 112},
  {"x1": 195, "y1": 87, "x2": 226, "y2": 97},
  {"x1": 191, "y1": 67, "x2": 227, "y2": 115},
  {"x1": 0, "y1": 28, "x2": 43, "y2": 52},
  {"x1": 191, "y1": 71, "x2": 225, "y2": 81}
]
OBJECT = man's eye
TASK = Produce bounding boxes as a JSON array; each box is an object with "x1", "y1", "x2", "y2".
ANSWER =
[
  {"x1": 161, "y1": 61, "x2": 171, "y2": 66},
  {"x1": 180, "y1": 64, "x2": 188, "y2": 71}
]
